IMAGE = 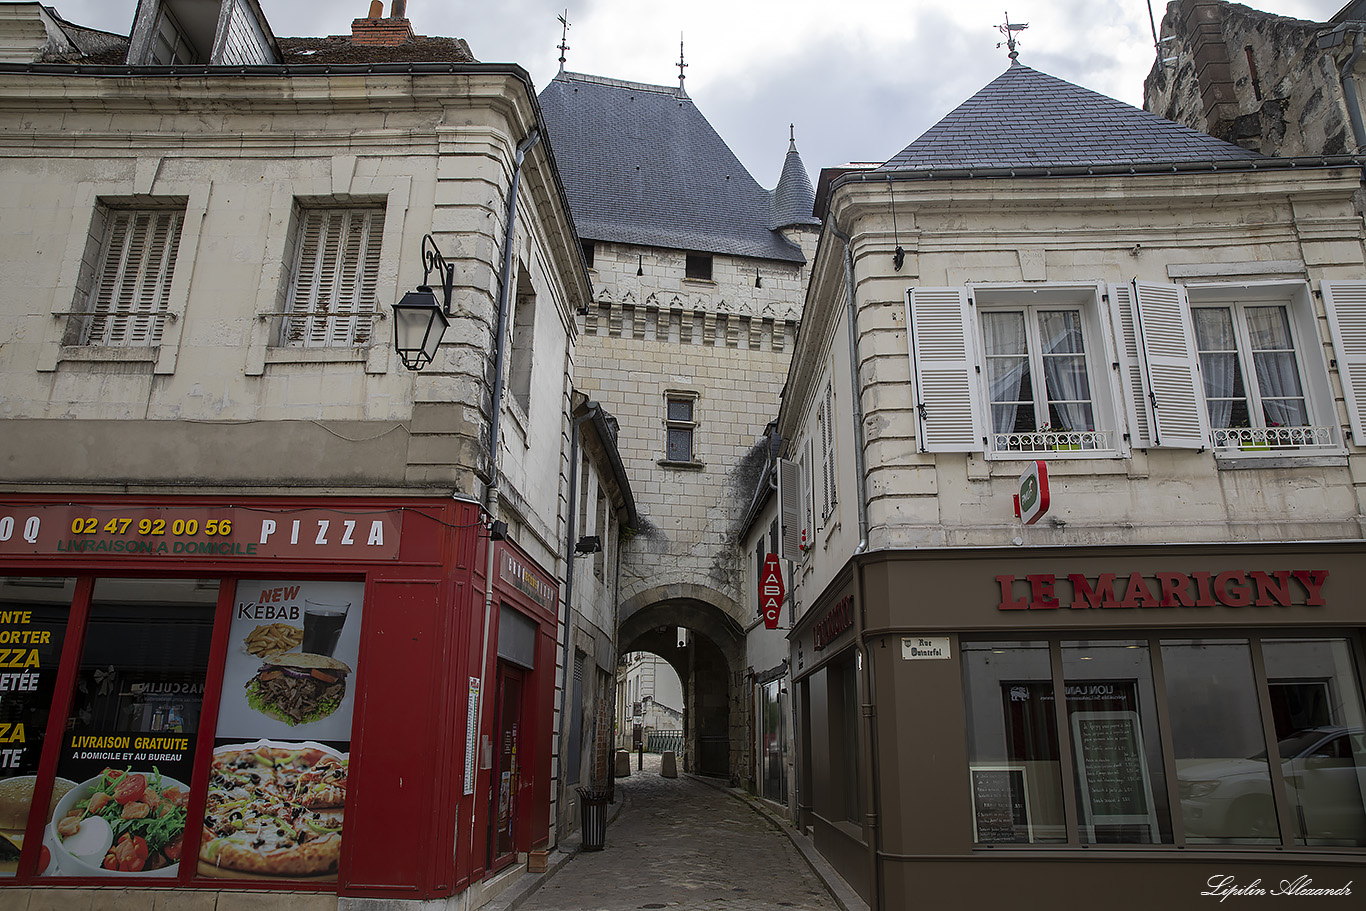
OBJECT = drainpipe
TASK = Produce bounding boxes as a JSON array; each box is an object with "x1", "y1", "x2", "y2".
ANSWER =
[
  {"x1": 829, "y1": 210, "x2": 881, "y2": 907},
  {"x1": 556, "y1": 394, "x2": 597, "y2": 837},
  {"x1": 828, "y1": 215, "x2": 869, "y2": 555},
  {"x1": 1340, "y1": 32, "x2": 1366, "y2": 153},
  {"x1": 471, "y1": 127, "x2": 542, "y2": 852}
]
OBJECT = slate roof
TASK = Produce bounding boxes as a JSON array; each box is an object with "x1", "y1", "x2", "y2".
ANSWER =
[
  {"x1": 538, "y1": 71, "x2": 805, "y2": 263},
  {"x1": 880, "y1": 62, "x2": 1263, "y2": 172},
  {"x1": 771, "y1": 139, "x2": 820, "y2": 229},
  {"x1": 277, "y1": 36, "x2": 475, "y2": 65}
]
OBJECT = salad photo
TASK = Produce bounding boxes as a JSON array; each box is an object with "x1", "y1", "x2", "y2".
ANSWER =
[{"x1": 44, "y1": 768, "x2": 188, "y2": 876}]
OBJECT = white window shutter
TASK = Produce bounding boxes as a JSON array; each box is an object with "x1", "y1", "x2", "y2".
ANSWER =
[
  {"x1": 777, "y1": 457, "x2": 802, "y2": 562},
  {"x1": 906, "y1": 287, "x2": 983, "y2": 452},
  {"x1": 1132, "y1": 281, "x2": 1208, "y2": 449},
  {"x1": 1321, "y1": 280, "x2": 1366, "y2": 446},
  {"x1": 86, "y1": 210, "x2": 183, "y2": 346},
  {"x1": 1107, "y1": 282, "x2": 1155, "y2": 449},
  {"x1": 286, "y1": 207, "x2": 384, "y2": 347}
]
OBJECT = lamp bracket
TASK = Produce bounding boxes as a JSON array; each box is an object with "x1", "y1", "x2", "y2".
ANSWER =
[{"x1": 421, "y1": 234, "x2": 456, "y2": 314}]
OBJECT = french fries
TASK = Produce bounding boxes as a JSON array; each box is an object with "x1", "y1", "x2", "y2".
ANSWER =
[{"x1": 244, "y1": 622, "x2": 303, "y2": 658}]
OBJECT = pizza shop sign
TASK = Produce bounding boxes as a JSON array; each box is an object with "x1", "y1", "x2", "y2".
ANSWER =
[{"x1": 995, "y1": 569, "x2": 1328, "y2": 611}]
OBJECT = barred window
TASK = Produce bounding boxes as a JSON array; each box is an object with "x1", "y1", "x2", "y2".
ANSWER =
[
  {"x1": 281, "y1": 206, "x2": 384, "y2": 348},
  {"x1": 75, "y1": 207, "x2": 185, "y2": 347}
]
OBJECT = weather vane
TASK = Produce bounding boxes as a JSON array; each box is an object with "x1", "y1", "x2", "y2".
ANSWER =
[
  {"x1": 557, "y1": 10, "x2": 570, "y2": 74},
  {"x1": 677, "y1": 33, "x2": 688, "y2": 90},
  {"x1": 996, "y1": 12, "x2": 1028, "y2": 62}
]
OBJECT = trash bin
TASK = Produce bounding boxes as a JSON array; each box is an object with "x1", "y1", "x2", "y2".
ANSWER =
[{"x1": 577, "y1": 786, "x2": 610, "y2": 851}]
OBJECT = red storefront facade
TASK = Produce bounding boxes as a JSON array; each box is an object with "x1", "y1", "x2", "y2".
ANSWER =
[{"x1": 0, "y1": 492, "x2": 558, "y2": 900}]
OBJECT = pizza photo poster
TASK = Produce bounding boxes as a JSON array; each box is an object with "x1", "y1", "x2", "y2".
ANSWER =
[{"x1": 201, "y1": 580, "x2": 362, "y2": 881}]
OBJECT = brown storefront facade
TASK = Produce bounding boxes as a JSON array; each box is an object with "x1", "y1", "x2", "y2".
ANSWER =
[{"x1": 791, "y1": 542, "x2": 1365, "y2": 909}]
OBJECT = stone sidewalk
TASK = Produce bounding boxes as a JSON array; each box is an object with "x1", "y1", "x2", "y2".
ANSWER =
[{"x1": 487, "y1": 754, "x2": 865, "y2": 911}]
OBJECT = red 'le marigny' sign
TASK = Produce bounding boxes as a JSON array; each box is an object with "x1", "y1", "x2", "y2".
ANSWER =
[{"x1": 995, "y1": 569, "x2": 1328, "y2": 611}]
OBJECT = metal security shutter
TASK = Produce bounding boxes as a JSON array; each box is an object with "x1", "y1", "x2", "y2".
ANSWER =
[
  {"x1": 1132, "y1": 281, "x2": 1208, "y2": 449},
  {"x1": 1108, "y1": 281, "x2": 1156, "y2": 449},
  {"x1": 777, "y1": 457, "x2": 802, "y2": 562},
  {"x1": 85, "y1": 210, "x2": 184, "y2": 346},
  {"x1": 1321, "y1": 280, "x2": 1366, "y2": 446},
  {"x1": 906, "y1": 287, "x2": 984, "y2": 452},
  {"x1": 566, "y1": 650, "x2": 586, "y2": 784},
  {"x1": 284, "y1": 207, "x2": 384, "y2": 347}
]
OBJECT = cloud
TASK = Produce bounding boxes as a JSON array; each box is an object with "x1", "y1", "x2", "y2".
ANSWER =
[{"x1": 47, "y1": 0, "x2": 1349, "y2": 190}]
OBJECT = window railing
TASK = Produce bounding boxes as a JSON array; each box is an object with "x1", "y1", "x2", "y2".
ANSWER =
[
  {"x1": 1210, "y1": 425, "x2": 1338, "y2": 454},
  {"x1": 991, "y1": 429, "x2": 1113, "y2": 454}
]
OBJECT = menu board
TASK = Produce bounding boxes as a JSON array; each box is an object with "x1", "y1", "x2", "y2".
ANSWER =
[
  {"x1": 1070, "y1": 710, "x2": 1159, "y2": 841},
  {"x1": 201, "y1": 580, "x2": 362, "y2": 881},
  {"x1": 0, "y1": 599, "x2": 68, "y2": 875},
  {"x1": 970, "y1": 765, "x2": 1032, "y2": 843}
]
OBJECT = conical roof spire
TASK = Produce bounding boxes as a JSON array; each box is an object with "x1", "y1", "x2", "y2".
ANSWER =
[{"x1": 771, "y1": 125, "x2": 820, "y2": 229}]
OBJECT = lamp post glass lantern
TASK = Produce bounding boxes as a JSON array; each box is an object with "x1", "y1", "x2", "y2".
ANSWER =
[{"x1": 393, "y1": 234, "x2": 455, "y2": 370}]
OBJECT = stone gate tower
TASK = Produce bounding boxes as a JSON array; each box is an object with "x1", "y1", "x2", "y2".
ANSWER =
[{"x1": 539, "y1": 70, "x2": 819, "y2": 781}]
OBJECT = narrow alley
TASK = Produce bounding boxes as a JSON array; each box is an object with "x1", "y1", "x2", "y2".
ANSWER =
[{"x1": 503, "y1": 755, "x2": 850, "y2": 911}]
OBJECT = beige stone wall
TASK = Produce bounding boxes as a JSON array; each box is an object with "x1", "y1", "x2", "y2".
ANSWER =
[
  {"x1": 576, "y1": 239, "x2": 809, "y2": 627},
  {"x1": 781, "y1": 168, "x2": 1366, "y2": 607},
  {"x1": 0, "y1": 70, "x2": 586, "y2": 553}
]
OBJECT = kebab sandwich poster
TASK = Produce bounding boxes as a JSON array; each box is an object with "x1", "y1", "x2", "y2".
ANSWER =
[{"x1": 215, "y1": 580, "x2": 362, "y2": 743}]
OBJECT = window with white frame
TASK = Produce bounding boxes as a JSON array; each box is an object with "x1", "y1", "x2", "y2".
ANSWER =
[
  {"x1": 982, "y1": 306, "x2": 1098, "y2": 450},
  {"x1": 663, "y1": 392, "x2": 698, "y2": 463},
  {"x1": 1187, "y1": 282, "x2": 1338, "y2": 455},
  {"x1": 70, "y1": 205, "x2": 186, "y2": 347},
  {"x1": 907, "y1": 284, "x2": 1118, "y2": 457},
  {"x1": 280, "y1": 204, "x2": 384, "y2": 348}
]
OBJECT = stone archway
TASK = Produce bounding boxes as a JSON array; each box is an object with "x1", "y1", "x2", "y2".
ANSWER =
[{"x1": 618, "y1": 591, "x2": 746, "y2": 782}]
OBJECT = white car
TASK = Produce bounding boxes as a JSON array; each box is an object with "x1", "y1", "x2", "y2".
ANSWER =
[{"x1": 1178, "y1": 727, "x2": 1366, "y2": 844}]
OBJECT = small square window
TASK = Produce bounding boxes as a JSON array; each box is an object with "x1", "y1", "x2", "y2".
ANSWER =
[{"x1": 685, "y1": 253, "x2": 712, "y2": 281}]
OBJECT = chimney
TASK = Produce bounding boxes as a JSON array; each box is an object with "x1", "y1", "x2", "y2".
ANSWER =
[{"x1": 351, "y1": 0, "x2": 414, "y2": 46}]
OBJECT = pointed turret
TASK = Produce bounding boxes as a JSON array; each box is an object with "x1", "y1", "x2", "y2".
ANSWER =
[{"x1": 770, "y1": 126, "x2": 820, "y2": 230}]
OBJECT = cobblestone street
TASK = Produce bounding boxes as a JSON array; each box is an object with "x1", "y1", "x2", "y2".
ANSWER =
[{"x1": 514, "y1": 755, "x2": 843, "y2": 911}]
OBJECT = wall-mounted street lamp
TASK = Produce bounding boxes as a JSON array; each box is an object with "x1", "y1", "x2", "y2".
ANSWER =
[
  {"x1": 574, "y1": 534, "x2": 602, "y2": 555},
  {"x1": 392, "y1": 234, "x2": 454, "y2": 370}
]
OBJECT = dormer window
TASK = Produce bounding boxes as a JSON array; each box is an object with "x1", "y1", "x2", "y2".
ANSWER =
[
  {"x1": 129, "y1": 0, "x2": 278, "y2": 66},
  {"x1": 150, "y1": 6, "x2": 197, "y2": 64}
]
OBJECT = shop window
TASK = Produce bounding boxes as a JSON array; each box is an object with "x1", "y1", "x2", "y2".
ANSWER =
[
  {"x1": 962, "y1": 641, "x2": 1066, "y2": 844},
  {"x1": 68, "y1": 205, "x2": 186, "y2": 347},
  {"x1": 1061, "y1": 640, "x2": 1171, "y2": 844},
  {"x1": 760, "y1": 678, "x2": 788, "y2": 806},
  {"x1": 280, "y1": 204, "x2": 385, "y2": 348},
  {"x1": 0, "y1": 577, "x2": 75, "y2": 876},
  {"x1": 1162, "y1": 638, "x2": 1278, "y2": 845},
  {"x1": 961, "y1": 634, "x2": 1366, "y2": 851},
  {"x1": 1261, "y1": 638, "x2": 1366, "y2": 847},
  {"x1": 663, "y1": 392, "x2": 698, "y2": 464},
  {"x1": 46, "y1": 578, "x2": 217, "y2": 878}
]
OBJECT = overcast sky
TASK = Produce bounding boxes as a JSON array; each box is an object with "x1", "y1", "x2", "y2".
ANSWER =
[{"x1": 51, "y1": 0, "x2": 1345, "y2": 188}]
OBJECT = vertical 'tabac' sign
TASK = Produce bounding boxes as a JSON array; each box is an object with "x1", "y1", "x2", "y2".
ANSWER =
[{"x1": 761, "y1": 553, "x2": 785, "y2": 630}]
